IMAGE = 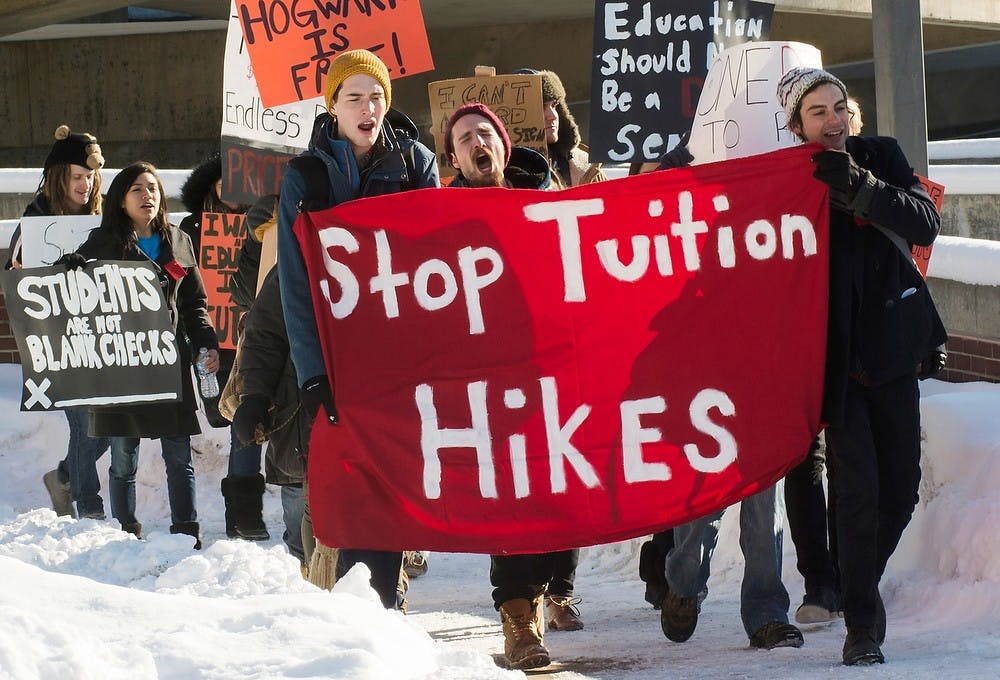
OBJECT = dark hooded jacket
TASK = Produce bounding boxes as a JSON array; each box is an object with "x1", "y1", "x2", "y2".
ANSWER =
[
  {"x1": 277, "y1": 108, "x2": 440, "y2": 386},
  {"x1": 76, "y1": 224, "x2": 218, "y2": 438},
  {"x1": 823, "y1": 136, "x2": 947, "y2": 426}
]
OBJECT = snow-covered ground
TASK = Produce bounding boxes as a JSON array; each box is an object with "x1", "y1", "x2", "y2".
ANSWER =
[{"x1": 1, "y1": 364, "x2": 998, "y2": 679}]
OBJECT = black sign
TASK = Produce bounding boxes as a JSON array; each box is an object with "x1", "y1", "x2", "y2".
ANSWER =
[
  {"x1": 589, "y1": 0, "x2": 774, "y2": 163},
  {"x1": 1, "y1": 261, "x2": 182, "y2": 411},
  {"x1": 221, "y1": 136, "x2": 298, "y2": 205}
]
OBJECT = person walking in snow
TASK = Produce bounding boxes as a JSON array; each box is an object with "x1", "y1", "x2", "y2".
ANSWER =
[
  {"x1": 4, "y1": 125, "x2": 111, "y2": 520},
  {"x1": 776, "y1": 67, "x2": 946, "y2": 666}
]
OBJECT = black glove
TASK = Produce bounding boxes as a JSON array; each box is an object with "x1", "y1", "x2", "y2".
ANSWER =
[
  {"x1": 918, "y1": 347, "x2": 947, "y2": 380},
  {"x1": 657, "y1": 131, "x2": 693, "y2": 170},
  {"x1": 232, "y1": 394, "x2": 271, "y2": 445},
  {"x1": 811, "y1": 148, "x2": 877, "y2": 214},
  {"x1": 56, "y1": 252, "x2": 88, "y2": 270},
  {"x1": 301, "y1": 374, "x2": 338, "y2": 424}
]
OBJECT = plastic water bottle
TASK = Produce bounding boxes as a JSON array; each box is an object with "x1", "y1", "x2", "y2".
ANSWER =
[{"x1": 196, "y1": 348, "x2": 219, "y2": 398}]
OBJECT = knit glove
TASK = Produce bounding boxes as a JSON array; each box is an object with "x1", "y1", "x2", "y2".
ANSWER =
[
  {"x1": 301, "y1": 374, "x2": 338, "y2": 424},
  {"x1": 657, "y1": 131, "x2": 694, "y2": 170},
  {"x1": 56, "y1": 252, "x2": 88, "y2": 270},
  {"x1": 918, "y1": 347, "x2": 947, "y2": 380},
  {"x1": 232, "y1": 394, "x2": 271, "y2": 445},
  {"x1": 812, "y1": 149, "x2": 879, "y2": 215}
]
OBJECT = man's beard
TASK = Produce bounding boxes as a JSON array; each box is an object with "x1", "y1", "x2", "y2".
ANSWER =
[{"x1": 466, "y1": 166, "x2": 505, "y2": 188}]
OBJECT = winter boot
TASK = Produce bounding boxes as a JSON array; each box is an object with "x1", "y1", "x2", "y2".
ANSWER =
[
  {"x1": 499, "y1": 596, "x2": 550, "y2": 670},
  {"x1": 749, "y1": 621, "x2": 804, "y2": 649},
  {"x1": 795, "y1": 585, "x2": 841, "y2": 623},
  {"x1": 170, "y1": 521, "x2": 202, "y2": 550},
  {"x1": 546, "y1": 595, "x2": 584, "y2": 631},
  {"x1": 843, "y1": 627, "x2": 884, "y2": 665},
  {"x1": 121, "y1": 521, "x2": 142, "y2": 539},
  {"x1": 43, "y1": 469, "x2": 76, "y2": 518},
  {"x1": 220, "y1": 474, "x2": 270, "y2": 541}
]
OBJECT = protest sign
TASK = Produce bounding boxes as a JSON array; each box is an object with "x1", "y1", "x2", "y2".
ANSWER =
[
  {"x1": 911, "y1": 175, "x2": 946, "y2": 277},
  {"x1": 222, "y1": 1, "x2": 320, "y2": 203},
  {"x1": 589, "y1": 0, "x2": 775, "y2": 164},
  {"x1": 18, "y1": 215, "x2": 101, "y2": 268},
  {"x1": 234, "y1": 0, "x2": 433, "y2": 108},
  {"x1": 1, "y1": 261, "x2": 182, "y2": 411},
  {"x1": 427, "y1": 70, "x2": 546, "y2": 177},
  {"x1": 294, "y1": 144, "x2": 830, "y2": 554},
  {"x1": 687, "y1": 40, "x2": 823, "y2": 163},
  {"x1": 198, "y1": 212, "x2": 244, "y2": 350}
]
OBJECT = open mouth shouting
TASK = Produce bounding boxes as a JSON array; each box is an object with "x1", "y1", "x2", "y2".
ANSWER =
[{"x1": 472, "y1": 147, "x2": 496, "y2": 176}]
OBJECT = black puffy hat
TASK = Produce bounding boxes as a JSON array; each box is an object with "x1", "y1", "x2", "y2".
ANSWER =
[{"x1": 44, "y1": 125, "x2": 104, "y2": 171}]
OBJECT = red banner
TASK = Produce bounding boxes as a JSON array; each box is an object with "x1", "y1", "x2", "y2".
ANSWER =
[{"x1": 295, "y1": 144, "x2": 830, "y2": 554}]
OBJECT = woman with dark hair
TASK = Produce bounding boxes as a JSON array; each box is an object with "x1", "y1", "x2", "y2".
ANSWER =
[
  {"x1": 72, "y1": 161, "x2": 219, "y2": 547},
  {"x1": 5, "y1": 124, "x2": 111, "y2": 520}
]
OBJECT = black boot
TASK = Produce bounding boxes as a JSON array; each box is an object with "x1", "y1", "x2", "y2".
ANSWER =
[
  {"x1": 170, "y1": 521, "x2": 202, "y2": 550},
  {"x1": 220, "y1": 474, "x2": 270, "y2": 541}
]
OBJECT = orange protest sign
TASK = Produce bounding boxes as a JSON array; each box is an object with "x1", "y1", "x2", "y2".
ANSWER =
[
  {"x1": 913, "y1": 175, "x2": 946, "y2": 278},
  {"x1": 235, "y1": 0, "x2": 434, "y2": 108},
  {"x1": 199, "y1": 212, "x2": 245, "y2": 350}
]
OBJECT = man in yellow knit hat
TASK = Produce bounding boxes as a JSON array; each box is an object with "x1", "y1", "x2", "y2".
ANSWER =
[{"x1": 274, "y1": 49, "x2": 439, "y2": 610}]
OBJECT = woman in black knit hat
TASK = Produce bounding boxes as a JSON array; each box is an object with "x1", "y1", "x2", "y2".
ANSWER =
[{"x1": 4, "y1": 125, "x2": 111, "y2": 521}]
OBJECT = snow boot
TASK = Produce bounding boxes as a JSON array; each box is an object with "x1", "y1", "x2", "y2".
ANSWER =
[
  {"x1": 795, "y1": 585, "x2": 841, "y2": 623},
  {"x1": 121, "y1": 521, "x2": 142, "y2": 539},
  {"x1": 749, "y1": 621, "x2": 804, "y2": 649},
  {"x1": 843, "y1": 627, "x2": 884, "y2": 665},
  {"x1": 170, "y1": 521, "x2": 202, "y2": 550},
  {"x1": 43, "y1": 469, "x2": 75, "y2": 518},
  {"x1": 660, "y1": 585, "x2": 700, "y2": 642},
  {"x1": 499, "y1": 595, "x2": 550, "y2": 670},
  {"x1": 221, "y1": 474, "x2": 270, "y2": 541},
  {"x1": 546, "y1": 595, "x2": 584, "y2": 631}
]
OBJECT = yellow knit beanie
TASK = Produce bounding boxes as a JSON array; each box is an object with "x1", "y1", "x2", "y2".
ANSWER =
[{"x1": 324, "y1": 49, "x2": 392, "y2": 112}]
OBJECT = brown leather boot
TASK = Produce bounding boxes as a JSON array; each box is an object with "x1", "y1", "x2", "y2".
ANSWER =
[
  {"x1": 499, "y1": 597, "x2": 550, "y2": 670},
  {"x1": 547, "y1": 595, "x2": 584, "y2": 631}
]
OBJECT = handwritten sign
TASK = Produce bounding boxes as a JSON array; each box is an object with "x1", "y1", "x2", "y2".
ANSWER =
[
  {"x1": 1, "y1": 261, "x2": 182, "y2": 411},
  {"x1": 294, "y1": 144, "x2": 830, "y2": 553},
  {"x1": 687, "y1": 41, "x2": 823, "y2": 163},
  {"x1": 235, "y1": 0, "x2": 434, "y2": 108},
  {"x1": 221, "y1": 1, "x2": 322, "y2": 203},
  {"x1": 18, "y1": 215, "x2": 101, "y2": 268},
  {"x1": 912, "y1": 175, "x2": 945, "y2": 277},
  {"x1": 199, "y1": 212, "x2": 245, "y2": 350},
  {"x1": 427, "y1": 73, "x2": 546, "y2": 177},
  {"x1": 589, "y1": 0, "x2": 774, "y2": 163}
]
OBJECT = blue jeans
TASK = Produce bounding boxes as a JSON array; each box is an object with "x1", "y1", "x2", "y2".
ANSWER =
[
  {"x1": 109, "y1": 436, "x2": 197, "y2": 526},
  {"x1": 280, "y1": 484, "x2": 306, "y2": 565},
  {"x1": 59, "y1": 407, "x2": 110, "y2": 516},
  {"x1": 665, "y1": 483, "x2": 790, "y2": 638},
  {"x1": 227, "y1": 425, "x2": 262, "y2": 477}
]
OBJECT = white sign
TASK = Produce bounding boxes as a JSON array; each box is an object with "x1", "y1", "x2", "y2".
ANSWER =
[
  {"x1": 687, "y1": 41, "x2": 823, "y2": 163},
  {"x1": 221, "y1": 0, "x2": 322, "y2": 153},
  {"x1": 19, "y1": 215, "x2": 101, "y2": 268}
]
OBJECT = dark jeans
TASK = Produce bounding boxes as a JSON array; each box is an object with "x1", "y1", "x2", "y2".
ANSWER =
[
  {"x1": 227, "y1": 425, "x2": 262, "y2": 477},
  {"x1": 548, "y1": 548, "x2": 580, "y2": 598},
  {"x1": 490, "y1": 550, "x2": 577, "y2": 608},
  {"x1": 784, "y1": 435, "x2": 839, "y2": 595},
  {"x1": 825, "y1": 373, "x2": 922, "y2": 630},
  {"x1": 109, "y1": 435, "x2": 197, "y2": 526},
  {"x1": 336, "y1": 549, "x2": 404, "y2": 609},
  {"x1": 59, "y1": 407, "x2": 110, "y2": 516}
]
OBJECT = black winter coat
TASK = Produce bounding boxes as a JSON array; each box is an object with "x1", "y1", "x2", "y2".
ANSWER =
[
  {"x1": 823, "y1": 136, "x2": 947, "y2": 426},
  {"x1": 77, "y1": 225, "x2": 218, "y2": 438},
  {"x1": 237, "y1": 268, "x2": 307, "y2": 485}
]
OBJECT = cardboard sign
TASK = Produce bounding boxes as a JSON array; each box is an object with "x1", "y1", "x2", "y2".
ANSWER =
[
  {"x1": 235, "y1": 0, "x2": 434, "y2": 108},
  {"x1": 912, "y1": 175, "x2": 946, "y2": 277},
  {"x1": 18, "y1": 215, "x2": 101, "y2": 268},
  {"x1": 427, "y1": 72, "x2": 547, "y2": 177},
  {"x1": 687, "y1": 41, "x2": 823, "y2": 163},
  {"x1": 1, "y1": 261, "x2": 182, "y2": 411},
  {"x1": 199, "y1": 212, "x2": 246, "y2": 350},
  {"x1": 221, "y1": 2, "x2": 321, "y2": 203},
  {"x1": 294, "y1": 144, "x2": 830, "y2": 553},
  {"x1": 589, "y1": 0, "x2": 775, "y2": 164}
]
